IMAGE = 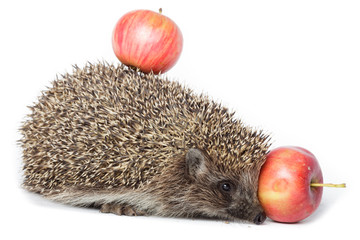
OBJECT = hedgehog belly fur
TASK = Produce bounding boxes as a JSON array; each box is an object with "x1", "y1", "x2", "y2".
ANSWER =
[
  {"x1": 20, "y1": 63, "x2": 270, "y2": 199},
  {"x1": 47, "y1": 188, "x2": 166, "y2": 214}
]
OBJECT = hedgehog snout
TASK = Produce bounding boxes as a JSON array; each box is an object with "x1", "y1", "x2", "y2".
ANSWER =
[{"x1": 253, "y1": 211, "x2": 267, "y2": 225}]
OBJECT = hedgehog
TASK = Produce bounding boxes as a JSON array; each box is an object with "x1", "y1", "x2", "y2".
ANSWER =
[{"x1": 20, "y1": 63, "x2": 270, "y2": 224}]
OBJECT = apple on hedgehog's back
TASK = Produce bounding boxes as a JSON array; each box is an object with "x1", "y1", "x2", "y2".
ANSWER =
[{"x1": 112, "y1": 9, "x2": 183, "y2": 74}]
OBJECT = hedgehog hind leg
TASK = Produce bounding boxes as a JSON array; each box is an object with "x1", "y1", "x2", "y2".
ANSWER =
[{"x1": 100, "y1": 203, "x2": 147, "y2": 216}]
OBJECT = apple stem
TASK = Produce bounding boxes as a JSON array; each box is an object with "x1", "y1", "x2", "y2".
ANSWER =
[
  {"x1": 159, "y1": 8, "x2": 162, "y2": 14},
  {"x1": 310, "y1": 183, "x2": 346, "y2": 188}
]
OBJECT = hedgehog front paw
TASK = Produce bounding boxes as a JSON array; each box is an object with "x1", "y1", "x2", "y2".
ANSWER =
[{"x1": 100, "y1": 203, "x2": 146, "y2": 216}]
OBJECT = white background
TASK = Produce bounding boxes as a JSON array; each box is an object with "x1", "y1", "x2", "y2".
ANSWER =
[{"x1": 1, "y1": 0, "x2": 359, "y2": 239}]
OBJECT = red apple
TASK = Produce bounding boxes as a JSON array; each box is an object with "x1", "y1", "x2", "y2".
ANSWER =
[
  {"x1": 258, "y1": 146, "x2": 324, "y2": 223},
  {"x1": 112, "y1": 9, "x2": 183, "y2": 74}
]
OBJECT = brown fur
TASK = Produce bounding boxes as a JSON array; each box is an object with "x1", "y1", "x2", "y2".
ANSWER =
[{"x1": 20, "y1": 63, "x2": 270, "y2": 224}]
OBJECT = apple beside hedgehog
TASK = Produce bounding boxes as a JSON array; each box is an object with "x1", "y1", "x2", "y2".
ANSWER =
[{"x1": 258, "y1": 146, "x2": 346, "y2": 223}]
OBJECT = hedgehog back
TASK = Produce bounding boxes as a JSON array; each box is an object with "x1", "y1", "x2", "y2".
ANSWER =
[{"x1": 20, "y1": 63, "x2": 269, "y2": 194}]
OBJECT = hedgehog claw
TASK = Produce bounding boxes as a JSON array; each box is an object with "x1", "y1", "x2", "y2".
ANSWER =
[{"x1": 100, "y1": 203, "x2": 146, "y2": 216}]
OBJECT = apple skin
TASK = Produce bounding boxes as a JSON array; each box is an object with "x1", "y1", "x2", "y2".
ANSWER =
[
  {"x1": 112, "y1": 9, "x2": 183, "y2": 74},
  {"x1": 258, "y1": 146, "x2": 323, "y2": 223}
]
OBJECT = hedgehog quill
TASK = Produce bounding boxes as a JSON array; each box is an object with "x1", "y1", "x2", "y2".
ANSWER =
[{"x1": 20, "y1": 63, "x2": 270, "y2": 224}]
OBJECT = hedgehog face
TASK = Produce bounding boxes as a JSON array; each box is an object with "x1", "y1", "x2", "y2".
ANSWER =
[
  {"x1": 223, "y1": 178, "x2": 267, "y2": 225},
  {"x1": 185, "y1": 148, "x2": 266, "y2": 224}
]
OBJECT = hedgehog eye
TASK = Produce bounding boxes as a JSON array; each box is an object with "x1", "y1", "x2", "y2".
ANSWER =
[
  {"x1": 219, "y1": 182, "x2": 232, "y2": 193},
  {"x1": 222, "y1": 183, "x2": 231, "y2": 191}
]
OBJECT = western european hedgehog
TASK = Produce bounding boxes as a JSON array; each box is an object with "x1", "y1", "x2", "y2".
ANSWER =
[{"x1": 20, "y1": 63, "x2": 270, "y2": 224}]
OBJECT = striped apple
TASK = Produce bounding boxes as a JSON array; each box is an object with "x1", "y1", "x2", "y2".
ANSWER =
[
  {"x1": 112, "y1": 9, "x2": 183, "y2": 74},
  {"x1": 258, "y1": 146, "x2": 346, "y2": 223}
]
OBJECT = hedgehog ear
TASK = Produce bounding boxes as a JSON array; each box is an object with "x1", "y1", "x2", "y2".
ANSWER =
[{"x1": 185, "y1": 148, "x2": 208, "y2": 181}]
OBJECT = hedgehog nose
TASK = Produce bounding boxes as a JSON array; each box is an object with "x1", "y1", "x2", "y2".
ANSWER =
[{"x1": 253, "y1": 212, "x2": 267, "y2": 225}]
